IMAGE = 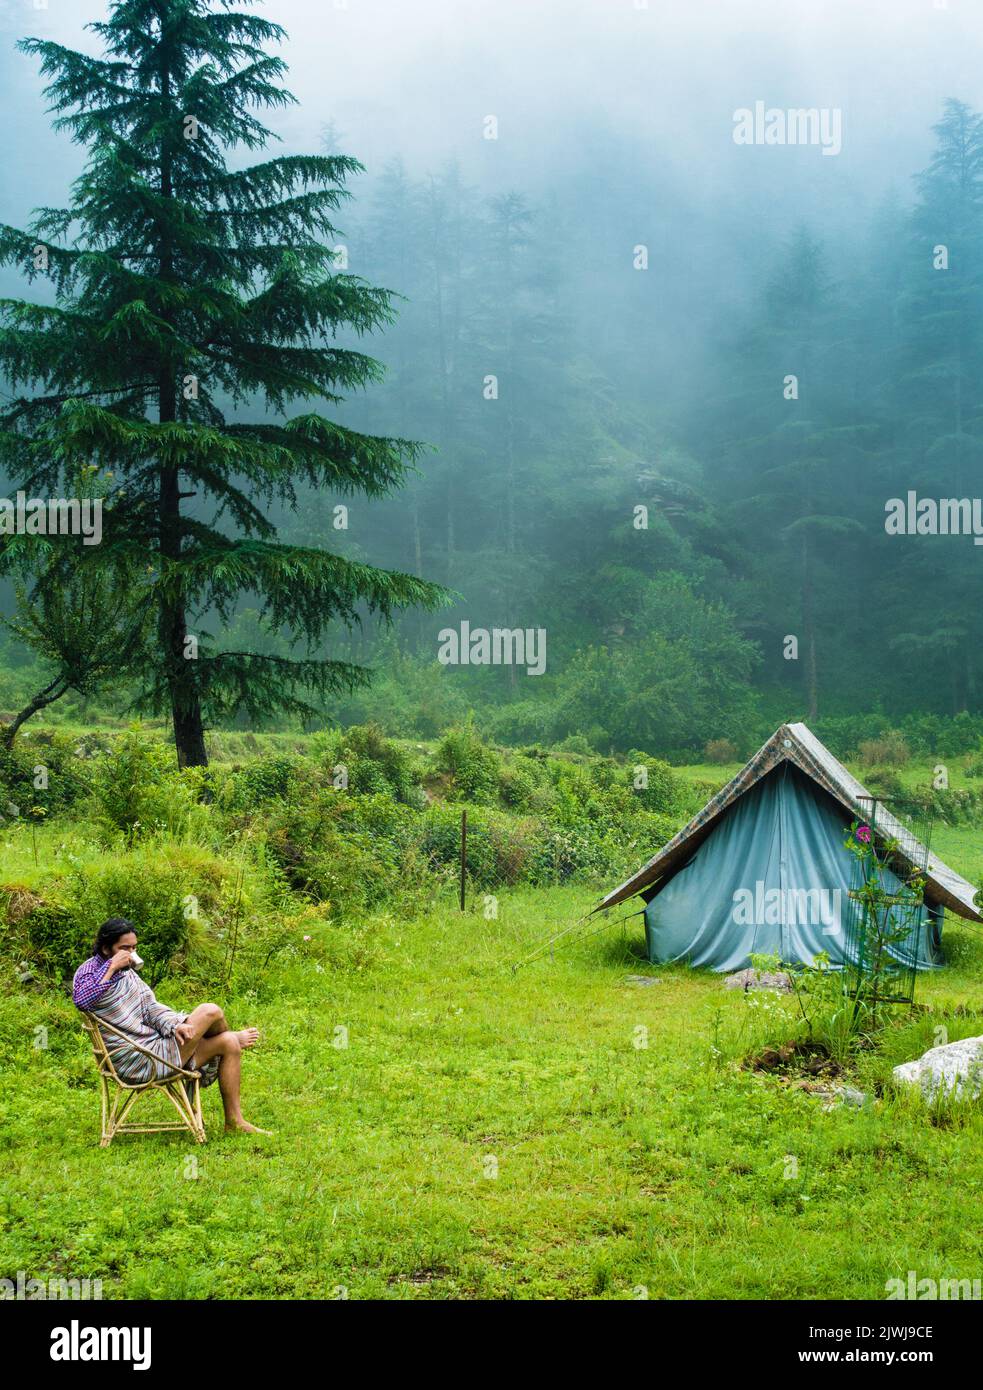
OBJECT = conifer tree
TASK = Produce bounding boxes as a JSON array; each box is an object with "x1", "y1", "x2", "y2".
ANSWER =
[
  {"x1": 890, "y1": 99, "x2": 983, "y2": 711},
  {"x1": 0, "y1": 0, "x2": 445, "y2": 766}
]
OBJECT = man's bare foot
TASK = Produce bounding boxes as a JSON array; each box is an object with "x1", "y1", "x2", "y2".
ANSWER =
[
  {"x1": 224, "y1": 1119, "x2": 273, "y2": 1135},
  {"x1": 236, "y1": 1028, "x2": 260, "y2": 1049}
]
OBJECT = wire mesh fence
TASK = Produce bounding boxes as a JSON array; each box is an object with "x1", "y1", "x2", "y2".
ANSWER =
[{"x1": 842, "y1": 794, "x2": 934, "y2": 1012}]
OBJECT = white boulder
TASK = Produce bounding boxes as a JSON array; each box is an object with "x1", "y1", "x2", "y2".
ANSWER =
[{"x1": 893, "y1": 1036, "x2": 983, "y2": 1102}]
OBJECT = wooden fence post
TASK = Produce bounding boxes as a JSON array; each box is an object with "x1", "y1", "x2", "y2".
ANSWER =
[{"x1": 460, "y1": 808, "x2": 467, "y2": 912}]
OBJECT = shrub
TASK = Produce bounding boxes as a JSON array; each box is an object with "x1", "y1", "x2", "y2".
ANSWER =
[
  {"x1": 922, "y1": 786, "x2": 983, "y2": 827},
  {"x1": 861, "y1": 767, "x2": 907, "y2": 802},
  {"x1": 529, "y1": 822, "x2": 630, "y2": 885},
  {"x1": 415, "y1": 803, "x2": 544, "y2": 890},
  {"x1": 19, "y1": 855, "x2": 203, "y2": 985},
  {"x1": 224, "y1": 754, "x2": 308, "y2": 811},
  {"x1": 333, "y1": 724, "x2": 421, "y2": 803},
  {"x1": 704, "y1": 738, "x2": 739, "y2": 765},
  {"x1": 498, "y1": 763, "x2": 538, "y2": 811},
  {"x1": 484, "y1": 698, "x2": 553, "y2": 746},
  {"x1": 624, "y1": 752, "x2": 682, "y2": 816},
  {"x1": 0, "y1": 730, "x2": 94, "y2": 815},
  {"x1": 555, "y1": 733, "x2": 594, "y2": 757},
  {"x1": 435, "y1": 718, "x2": 502, "y2": 804},
  {"x1": 857, "y1": 731, "x2": 910, "y2": 768},
  {"x1": 262, "y1": 790, "x2": 419, "y2": 916},
  {"x1": 88, "y1": 725, "x2": 209, "y2": 844},
  {"x1": 484, "y1": 814, "x2": 541, "y2": 885},
  {"x1": 17, "y1": 900, "x2": 84, "y2": 984},
  {"x1": 418, "y1": 803, "x2": 498, "y2": 889}
]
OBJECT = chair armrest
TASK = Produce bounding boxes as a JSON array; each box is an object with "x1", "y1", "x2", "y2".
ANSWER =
[{"x1": 81, "y1": 1012, "x2": 202, "y2": 1081}]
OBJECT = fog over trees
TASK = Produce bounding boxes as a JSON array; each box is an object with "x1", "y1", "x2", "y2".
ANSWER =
[{"x1": 2, "y1": 0, "x2": 982, "y2": 757}]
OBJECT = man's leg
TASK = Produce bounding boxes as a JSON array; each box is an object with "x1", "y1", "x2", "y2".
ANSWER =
[
  {"x1": 178, "y1": 1003, "x2": 259, "y2": 1063},
  {"x1": 177, "y1": 1003, "x2": 226, "y2": 1063},
  {"x1": 190, "y1": 1029, "x2": 270, "y2": 1135}
]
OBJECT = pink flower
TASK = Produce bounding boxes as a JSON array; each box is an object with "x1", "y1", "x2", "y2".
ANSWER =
[{"x1": 856, "y1": 824, "x2": 871, "y2": 843}]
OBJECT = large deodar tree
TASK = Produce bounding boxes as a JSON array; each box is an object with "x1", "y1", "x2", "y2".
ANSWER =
[{"x1": 0, "y1": 0, "x2": 444, "y2": 766}]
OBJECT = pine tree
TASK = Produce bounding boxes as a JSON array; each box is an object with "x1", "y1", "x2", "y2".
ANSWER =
[
  {"x1": 888, "y1": 100, "x2": 983, "y2": 712},
  {"x1": 0, "y1": 0, "x2": 446, "y2": 766},
  {"x1": 716, "y1": 227, "x2": 866, "y2": 720}
]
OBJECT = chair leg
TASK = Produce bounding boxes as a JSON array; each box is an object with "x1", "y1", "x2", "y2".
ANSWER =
[
  {"x1": 92, "y1": 1071, "x2": 207, "y2": 1146},
  {"x1": 192, "y1": 1078, "x2": 205, "y2": 1143},
  {"x1": 111, "y1": 1087, "x2": 140, "y2": 1143},
  {"x1": 102, "y1": 1079, "x2": 128, "y2": 1147},
  {"x1": 163, "y1": 1080, "x2": 207, "y2": 1143},
  {"x1": 98, "y1": 1074, "x2": 111, "y2": 1147},
  {"x1": 162, "y1": 1080, "x2": 191, "y2": 1131}
]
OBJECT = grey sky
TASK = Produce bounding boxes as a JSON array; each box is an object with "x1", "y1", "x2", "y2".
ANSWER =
[
  {"x1": 0, "y1": 0, "x2": 980, "y2": 355},
  {"x1": 3, "y1": 0, "x2": 981, "y2": 223}
]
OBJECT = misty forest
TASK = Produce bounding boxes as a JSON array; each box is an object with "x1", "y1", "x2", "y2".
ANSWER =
[{"x1": 1, "y1": 0, "x2": 983, "y2": 1307}]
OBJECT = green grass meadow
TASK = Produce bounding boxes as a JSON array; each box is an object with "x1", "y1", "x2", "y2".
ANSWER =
[{"x1": 3, "y1": 857, "x2": 983, "y2": 1300}]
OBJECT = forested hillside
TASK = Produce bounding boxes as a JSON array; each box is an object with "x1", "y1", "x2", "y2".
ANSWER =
[
  {"x1": 7, "y1": 100, "x2": 980, "y2": 757},
  {"x1": 300, "y1": 102, "x2": 983, "y2": 741}
]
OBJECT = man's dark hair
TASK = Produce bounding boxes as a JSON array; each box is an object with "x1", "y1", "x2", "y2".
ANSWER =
[{"x1": 93, "y1": 918, "x2": 137, "y2": 958}]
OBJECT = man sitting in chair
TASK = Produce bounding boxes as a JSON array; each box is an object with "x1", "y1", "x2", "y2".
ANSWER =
[{"x1": 73, "y1": 918, "x2": 269, "y2": 1135}]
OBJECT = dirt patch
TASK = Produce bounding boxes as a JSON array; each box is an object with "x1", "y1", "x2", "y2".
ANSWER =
[
  {"x1": 387, "y1": 1266, "x2": 450, "y2": 1286},
  {"x1": 743, "y1": 1039, "x2": 843, "y2": 1080}
]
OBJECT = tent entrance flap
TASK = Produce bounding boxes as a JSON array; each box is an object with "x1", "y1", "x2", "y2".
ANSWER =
[{"x1": 642, "y1": 763, "x2": 943, "y2": 973}]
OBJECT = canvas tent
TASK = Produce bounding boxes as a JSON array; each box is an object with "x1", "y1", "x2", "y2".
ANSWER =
[{"x1": 594, "y1": 723, "x2": 982, "y2": 973}]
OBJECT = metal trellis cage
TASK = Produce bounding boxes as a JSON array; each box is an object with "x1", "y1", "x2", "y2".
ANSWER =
[{"x1": 843, "y1": 793, "x2": 934, "y2": 1015}]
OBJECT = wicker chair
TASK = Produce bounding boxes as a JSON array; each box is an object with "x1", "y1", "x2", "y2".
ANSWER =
[{"x1": 79, "y1": 1011, "x2": 206, "y2": 1147}]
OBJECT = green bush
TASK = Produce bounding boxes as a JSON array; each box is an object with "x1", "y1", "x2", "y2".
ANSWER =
[
  {"x1": 224, "y1": 753, "x2": 308, "y2": 811},
  {"x1": 415, "y1": 798, "x2": 676, "y2": 892},
  {"x1": 858, "y1": 731, "x2": 910, "y2": 769},
  {"x1": 0, "y1": 730, "x2": 94, "y2": 815},
  {"x1": 921, "y1": 786, "x2": 983, "y2": 827},
  {"x1": 221, "y1": 729, "x2": 424, "y2": 812},
  {"x1": 18, "y1": 900, "x2": 86, "y2": 985},
  {"x1": 861, "y1": 767, "x2": 907, "y2": 801},
  {"x1": 484, "y1": 698, "x2": 553, "y2": 746},
  {"x1": 88, "y1": 725, "x2": 209, "y2": 844},
  {"x1": 704, "y1": 738, "x2": 739, "y2": 765},
  {"x1": 435, "y1": 719, "x2": 502, "y2": 804},
  {"x1": 964, "y1": 740, "x2": 983, "y2": 779},
  {"x1": 417, "y1": 802, "x2": 547, "y2": 890},
  {"x1": 262, "y1": 789, "x2": 419, "y2": 916},
  {"x1": 498, "y1": 763, "x2": 539, "y2": 811},
  {"x1": 417, "y1": 803, "x2": 522, "y2": 890},
  {"x1": 555, "y1": 733, "x2": 594, "y2": 757},
  {"x1": 332, "y1": 724, "x2": 422, "y2": 803},
  {"x1": 20, "y1": 856, "x2": 198, "y2": 985},
  {"x1": 624, "y1": 752, "x2": 683, "y2": 816},
  {"x1": 530, "y1": 823, "x2": 627, "y2": 885}
]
